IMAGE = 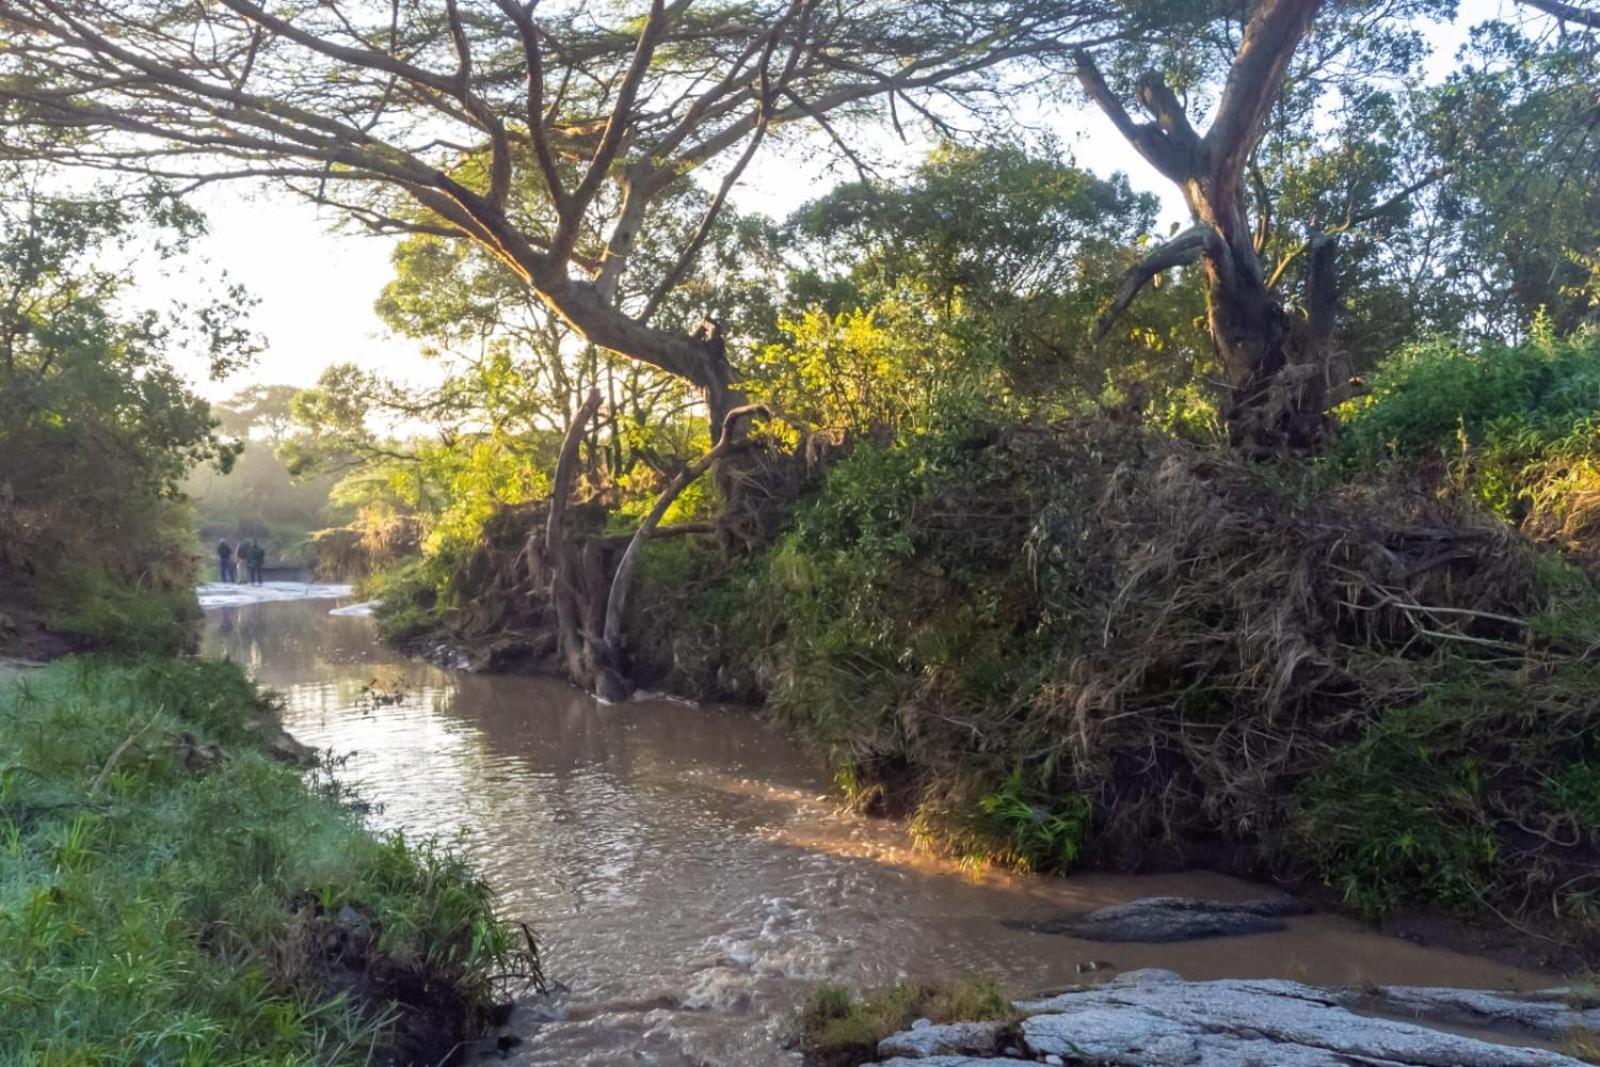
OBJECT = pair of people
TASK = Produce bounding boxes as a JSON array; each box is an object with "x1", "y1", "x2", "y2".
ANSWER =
[{"x1": 216, "y1": 539, "x2": 266, "y2": 584}]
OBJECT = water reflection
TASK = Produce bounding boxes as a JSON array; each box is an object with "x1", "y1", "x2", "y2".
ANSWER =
[{"x1": 203, "y1": 600, "x2": 1556, "y2": 1066}]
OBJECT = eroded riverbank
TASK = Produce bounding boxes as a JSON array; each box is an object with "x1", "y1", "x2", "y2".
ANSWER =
[{"x1": 197, "y1": 597, "x2": 1585, "y2": 1065}]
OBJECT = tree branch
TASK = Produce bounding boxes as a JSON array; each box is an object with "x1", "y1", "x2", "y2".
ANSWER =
[
  {"x1": 1513, "y1": 0, "x2": 1600, "y2": 30},
  {"x1": 1074, "y1": 49, "x2": 1196, "y2": 184},
  {"x1": 1094, "y1": 224, "x2": 1220, "y2": 340}
]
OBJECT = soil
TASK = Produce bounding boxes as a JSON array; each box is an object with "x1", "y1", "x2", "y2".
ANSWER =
[{"x1": 289, "y1": 895, "x2": 507, "y2": 1067}]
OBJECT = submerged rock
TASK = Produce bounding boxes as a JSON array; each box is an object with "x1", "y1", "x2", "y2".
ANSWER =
[
  {"x1": 871, "y1": 971, "x2": 1590, "y2": 1066},
  {"x1": 1019, "y1": 893, "x2": 1305, "y2": 943}
]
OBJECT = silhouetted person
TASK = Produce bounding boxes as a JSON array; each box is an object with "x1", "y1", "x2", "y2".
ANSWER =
[
  {"x1": 235, "y1": 540, "x2": 252, "y2": 584},
  {"x1": 216, "y1": 540, "x2": 234, "y2": 583},
  {"x1": 247, "y1": 541, "x2": 265, "y2": 584}
]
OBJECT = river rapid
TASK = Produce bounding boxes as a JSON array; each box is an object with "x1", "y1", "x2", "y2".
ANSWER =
[{"x1": 200, "y1": 591, "x2": 1558, "y2": 1066}]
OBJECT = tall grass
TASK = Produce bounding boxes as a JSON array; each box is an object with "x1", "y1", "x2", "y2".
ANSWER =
[{"x1": 0, "y1": 657, "x2": 522, "y2": 1065}]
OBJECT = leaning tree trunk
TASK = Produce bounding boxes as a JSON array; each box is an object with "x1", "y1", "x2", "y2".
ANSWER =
[{"x1": 597, "y1": 403, "x2": 770, "y2": 700}]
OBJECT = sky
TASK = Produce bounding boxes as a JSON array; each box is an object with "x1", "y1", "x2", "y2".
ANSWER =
[{"x1": 140, "y1": 0, "x2": 1515, "y2": 404}]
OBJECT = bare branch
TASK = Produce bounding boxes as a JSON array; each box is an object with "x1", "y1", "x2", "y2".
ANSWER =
[
  {"x1": 1075, "y1": 49, "x2": 1195, "y2": 184},
  {"x1": 1094, "y1": 224, "x2": 1220, "y2": 340},
  {"x1": 1513, "y1": 0, "x2": 1600, "y2": 30}
]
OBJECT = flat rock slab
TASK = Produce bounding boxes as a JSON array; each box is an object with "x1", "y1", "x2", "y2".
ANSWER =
[
  {"x1": 1016, "y1": 893, "x2": 1306, "y2": 943},
  {"x1": 871, "y1": 971, "x2": 1588, "y2": 1067},
  {"x1": 1353, "y1": 985, "x2": 1600, "y2": 1039}
]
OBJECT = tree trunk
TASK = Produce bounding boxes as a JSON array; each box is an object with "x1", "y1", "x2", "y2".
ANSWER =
[
  {"x1": 1205, "y1": 247, "x2": 1328, "y2": 452},
  {"x1": 600, "y1": 404, "x2": 768, "y2": 697}
]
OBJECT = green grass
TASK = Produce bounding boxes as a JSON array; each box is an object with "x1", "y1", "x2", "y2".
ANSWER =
[
  {"x1": 0, "y1": 657, "x2": 523, "y2": 1065},
  {"x1": 795, "y1": 977, "x2": 1015, "y2": 1067}
]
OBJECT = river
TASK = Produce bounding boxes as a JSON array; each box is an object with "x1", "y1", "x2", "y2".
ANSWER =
[{"x1": 200, "y1": 591, "x2": 1557, "y2": 1066}]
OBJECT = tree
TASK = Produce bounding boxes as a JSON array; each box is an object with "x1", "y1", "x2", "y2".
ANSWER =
[
  {"x1": 1420, "y1": 14, "x2": 1600, "y2": 338},
  {"x1": 0, "y1": 178, "x2": 256, "y2": 649},
  {"x1": 214, "y1": 384, "x2": 302, "y2": 444},
  {"x1": 779, "y1": 143, "x2": 1188, "y2": 416},
  {"x1": 1076, "y1": 0, "x2": 1343, "y2": 450},
  {"x1": 0, "y1": 0, "x2": 1126, "y2": 435}
]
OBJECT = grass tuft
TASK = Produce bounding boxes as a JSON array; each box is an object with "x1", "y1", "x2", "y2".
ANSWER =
[{"x1": 795, "y1": 977, "x2": 1015, "y2": 1067}]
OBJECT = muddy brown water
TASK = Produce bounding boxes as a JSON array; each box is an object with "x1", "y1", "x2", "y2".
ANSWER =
[{"x1": 203, "y1": 597, "x2": 1559, "y2": 1066}]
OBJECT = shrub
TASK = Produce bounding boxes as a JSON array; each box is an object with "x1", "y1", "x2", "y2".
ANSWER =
[{"x1": 1335, "y1": 328, "x2": 1600, "y2": 537}]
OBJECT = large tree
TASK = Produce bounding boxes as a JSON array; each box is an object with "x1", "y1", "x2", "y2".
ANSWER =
[
  {"x1": 0, "y1": 0, "x2": 1126, "y2": 432},
  {"x1": 1076, "y1": 0, "x2": 1598, "y2": 450}
]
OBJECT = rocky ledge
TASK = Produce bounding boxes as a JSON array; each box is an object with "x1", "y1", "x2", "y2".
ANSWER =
[{"x1": 870, "y1": 968, "x2": 1599, "y2": 1066}]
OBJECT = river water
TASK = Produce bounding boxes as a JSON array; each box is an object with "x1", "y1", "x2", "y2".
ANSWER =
[{"x1": 201, "y1": 593, "x2": 1557, "y2": 1065}]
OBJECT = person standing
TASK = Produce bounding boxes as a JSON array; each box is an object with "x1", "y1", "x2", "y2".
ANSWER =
[
  {"x1": 235, "y1": 540, "x2": 252, "y2": 584},
  {"x1": 248, "y1": 541, "x2": 266, "y2": 584},
  {"x1": 216, "y1": 539, "x2": 234, "y2": 583}
]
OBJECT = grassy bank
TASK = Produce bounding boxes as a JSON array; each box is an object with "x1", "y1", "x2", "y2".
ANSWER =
[
  {"x1": 795, "y1": 978, "x2": 1016, "y2": 1067},
  {"x1": 0, "y1": 657, "x2": 525, "y2": 1065}
]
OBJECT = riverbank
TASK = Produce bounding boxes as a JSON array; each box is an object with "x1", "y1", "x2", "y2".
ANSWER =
[
  {"x1": 370, "y1": 414, "x2": 1600, "y2": 972},
  {"x1": 0, "y1": 655, "x2": 527, "y2": 1064},
  {"x1": 203, "y1": 595, "x2": 1590, "y2": 1064}
]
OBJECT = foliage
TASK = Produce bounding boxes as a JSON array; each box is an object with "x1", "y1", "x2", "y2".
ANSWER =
[
  {"x1": 0, "y1": 181, "x2": 256, "y2": 652},
  {"x1": 796, "y1": 977, "x2": 1014, "y2": 1067},
  {"x1": 777, "y1": 144, "x2": 1202, "y2": 419},
  {"x1": 1335, "y1": 328, "x2": 1600, "y2": 540},
  {"x1": 0, "y1": 658, "x2": 523, "y2": 1064},
  {"x1": 750, "y1": 303, "x2": 962, "y2": 440},
  {"x1": 930, "y1": 772, "x2": 1094, "y2": 874}
]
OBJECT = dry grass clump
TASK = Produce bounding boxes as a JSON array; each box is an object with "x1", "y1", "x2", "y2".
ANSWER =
[{"x1": 1027, "y1": 433, "x2": 1534, "y2": 840}]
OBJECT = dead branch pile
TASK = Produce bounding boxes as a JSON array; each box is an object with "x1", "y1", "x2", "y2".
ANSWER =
[
  {"x1": 884, "y1": 421, "x2": 1600, "y2": 931},
  {"x1": 1023, "y1": 432, "x2": 1531, "y2": 833}
]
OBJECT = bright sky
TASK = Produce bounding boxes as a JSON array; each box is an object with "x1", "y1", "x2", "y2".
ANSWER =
[{"x1": 145, "y1": 0, "x2": 1516, "y2": 403}]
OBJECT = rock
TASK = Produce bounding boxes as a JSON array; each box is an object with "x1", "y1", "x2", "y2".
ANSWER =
[
  {"x1": 1045, "y1": 893, "x2": 1306, "y2": 943},
  {"x1": 911, "y1": 1017, "x2": 933, "y2": 1030},
  {"x1": 1042, "y1": 1056, "x2": 1064, "y2": 1066},
  {"x1": 1109, "y1": 968, "x2": 1183, "y2": 986},
  {"x1": 1019, "y1": 977, "x2": 1585, "y2": 1067},
  {"x1": 243, "y1": 719, "x2": 319, "y2": 767},
  {"x1": 877, "y1": 1020, "x2": 1002, "y2": 1059},
  {"x1": 870, "y1": 975, "x2": 1592, "y2": 1067},
  {"x1": 1353, "y1": 985, "x2": 1600, "y2": 1039}
]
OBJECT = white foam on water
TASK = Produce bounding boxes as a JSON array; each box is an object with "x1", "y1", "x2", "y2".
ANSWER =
[
  {"x1": 328, "y1": 600, "x2": 379, "y2": 617},
  {"x1": 196, "y1": 581, "x2": 354, "y2": 609}
]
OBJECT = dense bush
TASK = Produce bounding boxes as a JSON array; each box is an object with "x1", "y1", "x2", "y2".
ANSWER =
[
  {"x1": 0, "y1": 189, "x2": 249, "y2": 654},
  {"x1": 1335, "y1": 327, "x2": 1600, "y2": 542}
]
